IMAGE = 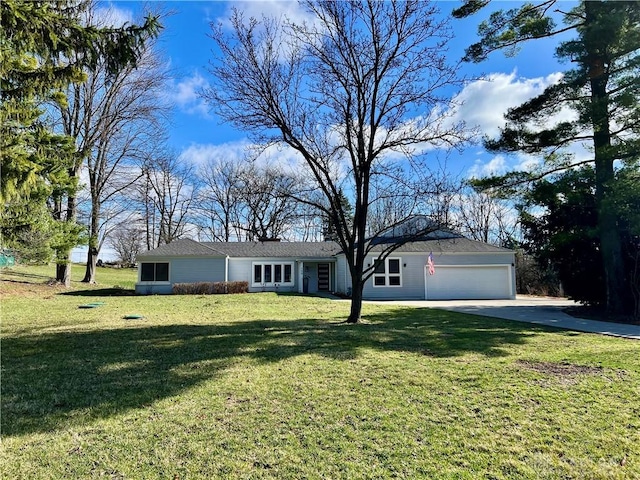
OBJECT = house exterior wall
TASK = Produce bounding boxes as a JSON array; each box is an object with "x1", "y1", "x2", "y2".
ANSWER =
[
  {"x1": 135, "y1": 256, "x2": 226, "y2": 294},
  {"x1": 134, "y1": 245, "x2": 515, "y2": 300},
  {"x1": 362, "y1": 253, "x2": 425, "y2": 300},
  {"x1": 335, "y1": 255, "x2": 349, "y2": 296},
  {"x1": 427, "y1": 252, "x2": 515, "y2": 267},
  {"x1": 171, "y1": 257, "x2": 226, "y2": 283},
  {"x1": 228, "y1": 257, "x2": 299, "y2": 293},
  {"x1": 336, "y1": 251, "x2": 516, "y2": 300},
  {"x1": 229, "y1": 258, "x2": 337, "y2": 294}
]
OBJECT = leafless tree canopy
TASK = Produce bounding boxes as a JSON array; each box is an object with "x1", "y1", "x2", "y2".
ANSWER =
[
  {"x1": 109, "y1": 224, "x2": 145, "y2": 266},
  {"x1": 194, "y1": 156, "x2": 304, "y2": 242},
  {"x1": 141, "y1": 153, "x2": 196, "y2": 248},
  {"x1": 52, "y1": 5, "x2": 170, "y2": 284},
  {"x1": 204, "y1": 0, "x2": 469, "y2": 322}
]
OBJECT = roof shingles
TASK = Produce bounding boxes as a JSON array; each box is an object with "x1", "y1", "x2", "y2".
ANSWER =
[
  {"x1": 137, "y1": 239, "x2": 343, "y2": 259},
  {"x1": 137, "y1": 236, "x2": 511, "y2": 260}
]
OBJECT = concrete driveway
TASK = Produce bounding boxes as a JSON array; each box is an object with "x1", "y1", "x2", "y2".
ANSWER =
[{"x1": 365, "y1": 296, "x2": 640, "y2": 340}]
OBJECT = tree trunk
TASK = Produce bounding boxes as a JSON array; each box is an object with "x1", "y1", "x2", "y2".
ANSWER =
[
  {"x1": 82, "y1": 201, "x2": 100, "y2": 283},
  {"x1": 347, "y1": 278, "x2": 364, "y2": 324},
  {"x1": 56, "y1": 256, "x2": 71, "y2": 287},
  {"x1": 82, "y1": 244, "x2": 98, "y2": 283},
  {"x1": 586, "y1": 2, "x2": 627, "y2": 314},
  {"x1": 55, "y1": 185, "x2": 77, "y2": 286},
  {"x1": 346, "y1": 224, "x2": 367, "y2": 324}
]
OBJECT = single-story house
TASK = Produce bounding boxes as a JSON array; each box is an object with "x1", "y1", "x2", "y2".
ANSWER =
[{"x1": 135, "y1": 229, "x2": 516, "y2": 300}]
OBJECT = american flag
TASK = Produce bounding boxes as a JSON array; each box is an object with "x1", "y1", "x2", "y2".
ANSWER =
[{"x1": 427, "y1": 252, "x2": 435, "y2": 275}]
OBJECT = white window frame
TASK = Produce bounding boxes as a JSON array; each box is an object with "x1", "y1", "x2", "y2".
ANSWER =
[
  {"x1": 139, "y1": 262, "x2": 170, "y2": 283},
  {"x1": 252, "y1": 262, "x2": 294, "y2": 287},
  {"x1": 372, "y1": 257, "x2": 402, "y2": 287}
]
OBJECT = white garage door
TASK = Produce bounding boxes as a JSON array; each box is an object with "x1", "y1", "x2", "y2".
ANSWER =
[{"x1": 425, "y1": 265, "x2": 512, "y2": 300}]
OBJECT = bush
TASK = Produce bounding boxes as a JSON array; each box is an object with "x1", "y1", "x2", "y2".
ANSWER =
[{"x1": 172, "y1": 281, "x2": 249, "y2": 295}]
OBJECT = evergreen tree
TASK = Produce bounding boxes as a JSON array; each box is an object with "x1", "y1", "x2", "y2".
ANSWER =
[
  {"x1": 454, "y1": 0, "x2": 640, "y2": 314},
  {"x1": 323, "y1": 191, "x2": 353, "y2": 242},
  {"x1": 1, "y1": 0, "x2": 160, "y2": 283}
]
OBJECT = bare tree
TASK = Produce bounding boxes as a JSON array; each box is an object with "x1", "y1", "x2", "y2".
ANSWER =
[
  {"x1": 42, "y1": 3, "x2": 161, "y2": 286},
  {"x1": 457, "y1": 186, "x2": 520, "y2": 247},
  {"x1": 237, "y1": 161, "x2": 301, "y2": 241},
  {"x1": 195, "y1": 155, "x2": 306, "y2": 241},
  {"x1": 204, "y1": 1, "x2": 468, "y2": 322},
  {"x1": 85, "y1": 56, "x2": 169, "y2": 281},
  {"x1": 134, "y1": 165, "x2": 158, "y2": 251},
  {"x1": 52, "y1": 8, "x2": 168, "y2": 283},
  {"x1": 109, "y1": 223, "x2": 145, "y2": 266},
  {"x1": 194, "y1": 156, "x2": 245, "y2": 242},
  {"x1": 142, "y1": 153, "x2": 196, "y2": 247}
]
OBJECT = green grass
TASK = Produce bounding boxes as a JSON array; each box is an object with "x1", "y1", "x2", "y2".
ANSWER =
[{"x1": 2, "y1": 265, "x2": 639, "y2": 479}]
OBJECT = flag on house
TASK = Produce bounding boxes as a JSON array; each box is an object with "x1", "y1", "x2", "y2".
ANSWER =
[{"x1": 427, "y1": 252, "x2": 435, "y2": 275}]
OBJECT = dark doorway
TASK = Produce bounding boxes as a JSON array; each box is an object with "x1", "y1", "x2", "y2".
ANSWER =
[{"x1": 318, "y1": 263, "x2": 330, "y2": 291}]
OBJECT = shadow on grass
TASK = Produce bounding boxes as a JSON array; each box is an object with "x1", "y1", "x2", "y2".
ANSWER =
[
  {"x1": 1, "y1": 269, "x2": 52, "y2": 279},
  {"x1": 2, "y1": 308, "x2": 540, "y2": 437},
  {"x1": 60, "y1": 288, "x2": 136, "y2": 297}
]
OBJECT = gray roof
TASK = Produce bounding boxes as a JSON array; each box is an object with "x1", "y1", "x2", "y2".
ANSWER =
[
  {"x1": 201, "y1": 241, "x2": 343, "y2": 258},
  {"x1": 368, "y1": 237, "x2": 513, "y2": 254},
  {"x1": 137, "y1": 236, "x2": 511, "y2": 260},
  {"x1": 137, "y1": 239, "x2": 222, "y2": 258},
  {"x1": 137, "y1": 238, "x2": 343, "y2": 259}
]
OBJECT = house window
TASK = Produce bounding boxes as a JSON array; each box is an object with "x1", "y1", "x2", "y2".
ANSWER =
[
  {"x1": 252, "y1": 262, "x2": 294, "y2": 287},
  {"x1": 372, "y1": 257, "x2": 402, "y2": 287},
  {"x1": 140, "y1": 262, "x2": 169, "y2": 282}
]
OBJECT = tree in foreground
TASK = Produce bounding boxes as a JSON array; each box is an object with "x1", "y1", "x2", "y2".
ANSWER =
[
  {"x1": 454, "y1": 0, "x2": 640, "y2": 315},
  {"x1": 204, "y1": 0, "x2": 467, "y2": 323},
  {"x1": 1, "y1": 0, "x2": 160, "y2": 285},
  {"x1": 54, "y1": 36, "x2": 169, "y2": 284},
  {"x1": 518, "y1": 165, "x2": 639, "y2": 318}
]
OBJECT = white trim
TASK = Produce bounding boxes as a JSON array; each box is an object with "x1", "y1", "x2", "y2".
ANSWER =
[
  {"x1": 251, "y1": 261, "x2": 295, "y2": 287},
  {"x1": 298, "y1": 261, "x2": 304, "y2": 293},
  {"x1": 371, "y1": 257, "x2": 403, "y2": 288}
]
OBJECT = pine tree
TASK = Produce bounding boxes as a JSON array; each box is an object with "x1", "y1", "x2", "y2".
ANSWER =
[
  {"x1": 454, "y1": 0, "x2": 640, "y2": 314},
  {"x1": 1, "y1": 0, "x2": 160, "y2": 283}
]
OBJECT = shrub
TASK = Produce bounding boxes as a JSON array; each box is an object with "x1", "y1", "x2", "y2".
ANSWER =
[
  {"x1": 172, "y1": 281, "x2": 248, "y2": 295},
  {"x1": 227, "y1": 281, "x2": 249, "y2": 294}
]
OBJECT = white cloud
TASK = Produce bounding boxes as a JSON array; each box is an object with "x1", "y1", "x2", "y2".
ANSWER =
[
  {"x1": 454, "y1": 70, "x2": 595, "y2": 179},
  {"x1": 216, "y1": 1, "x2": 316, "y2": 29},
  {"x1": 452, "y1": 70, "x2": 566, "y2": 138},
  {"x1": 515, "y1": 154, "x2": 542, "y2": 172},
  {"x1": 179, "y1": 140, "x2": 306, "y2": 173},
  {"x1": 467, "y1": 154, "x2": 509, "y2": 179},
  {"x1": 466, "y1": 152, "x2": 545, "y2": 180},
  {"x1": 179, "y1": 140, "x2": 251, "y2": 166},
  {"x1": 169, "y1": 72, "x2": 211, "y2": 117},
  {"x1": 93, "y1": 4, "x2": 134, "y2": 27}
]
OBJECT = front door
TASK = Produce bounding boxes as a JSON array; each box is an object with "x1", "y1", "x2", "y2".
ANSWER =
[{"x1": 317, "y1": 263, "x2": 330, "y2": 291}]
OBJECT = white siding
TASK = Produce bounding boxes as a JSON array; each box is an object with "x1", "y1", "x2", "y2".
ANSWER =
[
  {"x1": 336, "y1": 256, "x2": 350, "y2": 295},
  {"x1": 228, "y1": 257, "x2": 299, "y2": 293}
]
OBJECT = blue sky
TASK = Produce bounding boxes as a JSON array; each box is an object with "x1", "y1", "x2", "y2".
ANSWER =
[{"x1": 106, "y1": 0, "x2": 578, "y2": 179}]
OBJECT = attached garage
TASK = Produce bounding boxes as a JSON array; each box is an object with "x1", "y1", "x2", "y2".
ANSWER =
[{"x1": 425, "y1": 264, "x2": 513, "y2": 300}]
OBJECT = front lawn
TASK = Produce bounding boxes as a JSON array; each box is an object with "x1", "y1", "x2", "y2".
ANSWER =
[{"x1": 1, "y1": 266, "x2": 638, "y2": 479}]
